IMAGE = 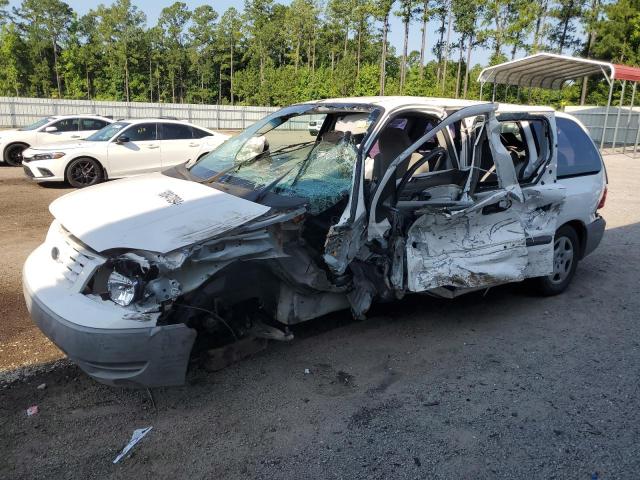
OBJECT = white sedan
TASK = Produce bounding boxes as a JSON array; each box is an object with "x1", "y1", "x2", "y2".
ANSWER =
[
  {"x1": 22, "y1": 119, "x2": 230, "y2": 188},
  {"x1": 1, "y1": 115, "x2": 113, "y2": 166}
]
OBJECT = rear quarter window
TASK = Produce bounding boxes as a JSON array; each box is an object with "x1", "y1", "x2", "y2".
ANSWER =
[
  {"x1": 556, "y1": 117, "x2": 602, "y2": 178},
  {"x1": 191, "y1": 127, "x2": 211, "y2": 139}
]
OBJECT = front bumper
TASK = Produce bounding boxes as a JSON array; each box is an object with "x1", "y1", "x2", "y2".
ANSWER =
[
  {"x1": 582, "y1": 215, "x2": 606, "y2": 258},
  {"x1": 23, "y1": 244, "x2": 197, "y2": 388},
  {"x1": 22, "y1": 153, "x2": 66, "y2": 182}
]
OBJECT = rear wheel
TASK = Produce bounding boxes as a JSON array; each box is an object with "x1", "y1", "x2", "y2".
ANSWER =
[
  {"x1": 66, "y1": 157, "x2": 104, "y2": 188},
  {"x1": 3, "y1": 143, "x2": 28, "y2": 166},
  {"x1": 534, "y1": 225, "x2": 579, "y2": 296}
]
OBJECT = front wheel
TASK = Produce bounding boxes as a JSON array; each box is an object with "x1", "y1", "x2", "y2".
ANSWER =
[
  {"x1": 533, "y1": 225, "x2": 579, "y2": 296},
  {"x1": 3, "y1": 143, "x2": 28, "y2": 166},
  {"x1": 66, "y1": 157, "x2": 104, "y2": 188}
]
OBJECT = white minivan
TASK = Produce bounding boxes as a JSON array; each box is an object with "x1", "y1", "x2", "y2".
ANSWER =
[{"x1": 23, "y1": 97, "x2": 606, "y2": 387}]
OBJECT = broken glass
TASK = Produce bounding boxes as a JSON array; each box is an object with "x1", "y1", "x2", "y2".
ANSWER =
[{"x1": 273, "y1": 137, "x2": 357, "y2": 214}]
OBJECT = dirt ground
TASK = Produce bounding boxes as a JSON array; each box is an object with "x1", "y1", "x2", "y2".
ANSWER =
[{"x1": 1, "y1": 154, "x2": 639, "y2": 479}]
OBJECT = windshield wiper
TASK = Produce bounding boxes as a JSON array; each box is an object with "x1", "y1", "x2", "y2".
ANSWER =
[
  {"x1": 248, "y1": 166, "x2": 298, "y2": 204},
  {"x1": 203, "y1": 141, "x2": 316, "y2": 185},
  {"x1": 268, "y1": 141, "x2": 316, "y2": 155}
]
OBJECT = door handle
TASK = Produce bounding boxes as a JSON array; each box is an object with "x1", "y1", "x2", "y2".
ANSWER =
[
  {"x1": 482, "y1": 199, "x2": 512, "y2": 215},
  {"x1": 71, "y1": 135, "x2": 81, "y2": 138},
  {"x1": 188, "y1": 143, "x2": 199, "y2": 147},
  {"x1": 147, "y1": 145, "x2": 159, "y2": 149}
]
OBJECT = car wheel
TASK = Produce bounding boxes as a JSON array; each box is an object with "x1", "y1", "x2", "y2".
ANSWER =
[
  {"x1": 3, "y1": 143, "x2": 28, "y2": 166},
  {"x1": 66, "y1": 157, "x2": 104, "y2": 188},
  {"x1": 534, "y1": 225, "x2": 579, "y2": 296}
]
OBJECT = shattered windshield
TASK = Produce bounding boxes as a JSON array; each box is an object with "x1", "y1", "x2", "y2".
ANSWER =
[{"x1": 190, "y1": 104, "x2": 378, "y2": 214}]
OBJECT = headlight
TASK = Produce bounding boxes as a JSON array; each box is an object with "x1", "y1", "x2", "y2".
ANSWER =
[
  {"x1": 33, "y1": 152, "x2": 65, "y2": 160},
  {"x1": 107, "y1": 271, "x2": 143, "y2": 306}
]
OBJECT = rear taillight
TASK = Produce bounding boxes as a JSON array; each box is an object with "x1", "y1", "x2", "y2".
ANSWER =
[{"x1": 597, "y1": 186, "x2": 607, "y2": 210}]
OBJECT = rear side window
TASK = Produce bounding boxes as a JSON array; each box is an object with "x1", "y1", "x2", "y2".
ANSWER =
[
  {"x1": 192, "y1": 127, "x2": 211, "y2": 139},
  {"x1": 80, "y1": 118, "x2": 110, "y2": 131},
  {"x1": 556, "y1": 117, "x2": 602, "y2": 178},
  {"x1": 161, "y1": 123, "x2": 193, "y2": 140},
  {"x1": 124, "y1": 123, "x2": 157, "y2": 142},
  {"x1": 52, "y1": 118, "x2": 79, "y2": 132}
]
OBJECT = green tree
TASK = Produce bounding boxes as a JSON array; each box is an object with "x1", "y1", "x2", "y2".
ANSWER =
[
  {"x1": 188, "y1": 5, "x2": 218, "y2": 104},
  {"x1": 93, "y1": 0, "x2": 147, "y2": 101},
  {"x1": 418, "y1": 0, "x2": 433, "y2": 77},
  {"x1": 452, "y1": 0, "x2": 481, "y2": 97},
  {"x1": 592, "y1": 0, "x2": 640, "y2": 64},
  {"x1": 158, "y1": 2, "x2": 191, "y2": 103},
  {"x1": 218, "y1": 7, "x2": 243, "y2": 105},
  {"x1": 548, "y1": 0, "x2": 586, "y2": 54},
  {"x1": 15, "y1": 0, "x2": 73, "y2": 97},
  {"x1": 374, "y1": 0, "x2": 395, "y2": 94},
  {"x1": 0, "y1": 23, "x2": 27, "y2": 95},
  {"x1": 395, "y1": 0, "x2": 420, "y2": 92}
]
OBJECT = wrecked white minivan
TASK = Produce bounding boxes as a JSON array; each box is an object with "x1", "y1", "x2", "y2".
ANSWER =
[{"x1": 23, "y1": 97, "x2": 606, "y2": 387}]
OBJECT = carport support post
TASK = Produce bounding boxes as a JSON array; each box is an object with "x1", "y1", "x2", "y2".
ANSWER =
[
  {"x1": 612, "y1": 80, "x2": 626, "y2": 150},
  {"x1": 634, "y1": 115, "x2": 640, "y2": 158},
  {"x1": 600, "y1": 79, "x2": 615, "y2": 149},
  {"x1": 623, "y1": 82, "x2": 637, "y2": 153}
]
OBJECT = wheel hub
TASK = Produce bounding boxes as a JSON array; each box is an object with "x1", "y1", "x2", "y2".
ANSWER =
[{"x1": 551, "y1": 236, "x2": 574, "y2": 284}]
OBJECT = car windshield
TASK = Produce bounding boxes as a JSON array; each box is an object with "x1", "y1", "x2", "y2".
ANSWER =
[
  {"x1": 19, "y1": 117, "x2": 54, "y2": 131},
  {"x1": 189, "y1": 104, "x2": 378, "y2": 214},
  {"x1": 85, "y1": 122, "x2": 130, "y2": 141}
]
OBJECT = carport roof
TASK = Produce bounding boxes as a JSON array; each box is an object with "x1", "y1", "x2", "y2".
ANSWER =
[{"x1": 478, "y1": 53, "x2": 640, "y2": 89}]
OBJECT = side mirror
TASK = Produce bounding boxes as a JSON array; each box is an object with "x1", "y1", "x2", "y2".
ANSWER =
[
  {"x1": 44, "y1": 126, "x2": 58, "y2": 133},
  {"x1": 116, "y1": 135, "x2": 130, "y2": 143}
]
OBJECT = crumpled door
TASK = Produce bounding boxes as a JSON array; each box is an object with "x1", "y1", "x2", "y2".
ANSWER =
[
  {"x1": 405, "y1": 192, "x2": 529, "y2": 291},
  {"x1": 404, "y1": 109, "x2": 530, "y2": 292}
]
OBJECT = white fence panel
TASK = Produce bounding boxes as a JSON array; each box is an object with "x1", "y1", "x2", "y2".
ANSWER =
[
  {"x1": 0, "y1": 97, "x2": 279, "y2": 130},
  {"x1": 565, "y1": 105, "x2": 640, "y2": 148}
]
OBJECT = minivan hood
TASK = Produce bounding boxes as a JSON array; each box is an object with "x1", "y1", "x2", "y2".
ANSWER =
[{"x1": 50, "y1": 173, "x2": 270, "y2": 253}]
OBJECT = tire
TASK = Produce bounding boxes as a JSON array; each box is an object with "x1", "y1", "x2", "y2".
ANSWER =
[
  {"x1": 533, "y1": 225, "x2": 580, "y2": 296},
  {"x1": 3, "y1": 143, "x2": 28, "y2": 166},
  {"x1": 65, "y1": 157, "x2": 104, "y2": 188}
]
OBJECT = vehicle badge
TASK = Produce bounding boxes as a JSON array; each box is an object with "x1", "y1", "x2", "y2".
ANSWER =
[{"x1": 158, "y1": 190, "x2": 184, "y2": 205}]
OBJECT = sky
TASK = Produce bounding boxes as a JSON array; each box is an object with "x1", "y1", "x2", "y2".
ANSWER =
[{"x1": 8, "y1": 0, "x2": 492, "y2": 65}]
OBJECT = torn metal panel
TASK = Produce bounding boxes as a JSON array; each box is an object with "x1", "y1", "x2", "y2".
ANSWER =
[
  {"x1": 389, "y1": 236, "x2": 405, "y2": 292},
  {"x1": 485, "y1": 112, "x2": 524, "y2": 202},
  {"x1": 406, "y1": 207, "x2": 529, "y2": 292},
  {"x1": 346, "y1": 262, "x2": 378, "y2": 319},
  {"x1": 517, "y1": 184, "x2": 567, "y2": 277},
  {"x1": 276, "y1": 284, "x2": 350, "y2": 324},
  {"x1": 323, "y1": 214, "x2": 368, "y2": 275}
]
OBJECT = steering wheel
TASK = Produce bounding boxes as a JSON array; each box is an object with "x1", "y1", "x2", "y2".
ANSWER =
[{"x1": 395, "y1": 147, "x2": 448, "y2": 200}]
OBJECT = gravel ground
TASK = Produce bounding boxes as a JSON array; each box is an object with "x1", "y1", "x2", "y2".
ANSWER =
[{"x1": 1, "y1": 154, "x2": 639, "y2": 479}]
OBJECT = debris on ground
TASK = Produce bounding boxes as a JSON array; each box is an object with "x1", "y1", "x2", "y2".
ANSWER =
[
  {"x1": 304, "y1": 368, "x2": 311, "y2": 374},
  {"x1": 36, "y1": 383, "x2": 46, "y2": 390},
  {"x1": 26, "y1": 405, "x2": 38, "y2": 416},
  {"x1": 113, "y1": 427, "x2": 153, "y2": 464}
]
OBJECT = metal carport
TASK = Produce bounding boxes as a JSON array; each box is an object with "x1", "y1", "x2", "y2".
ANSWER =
[{"x1": 478, "y1": 53, "x2": 640, "y2": 155}]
